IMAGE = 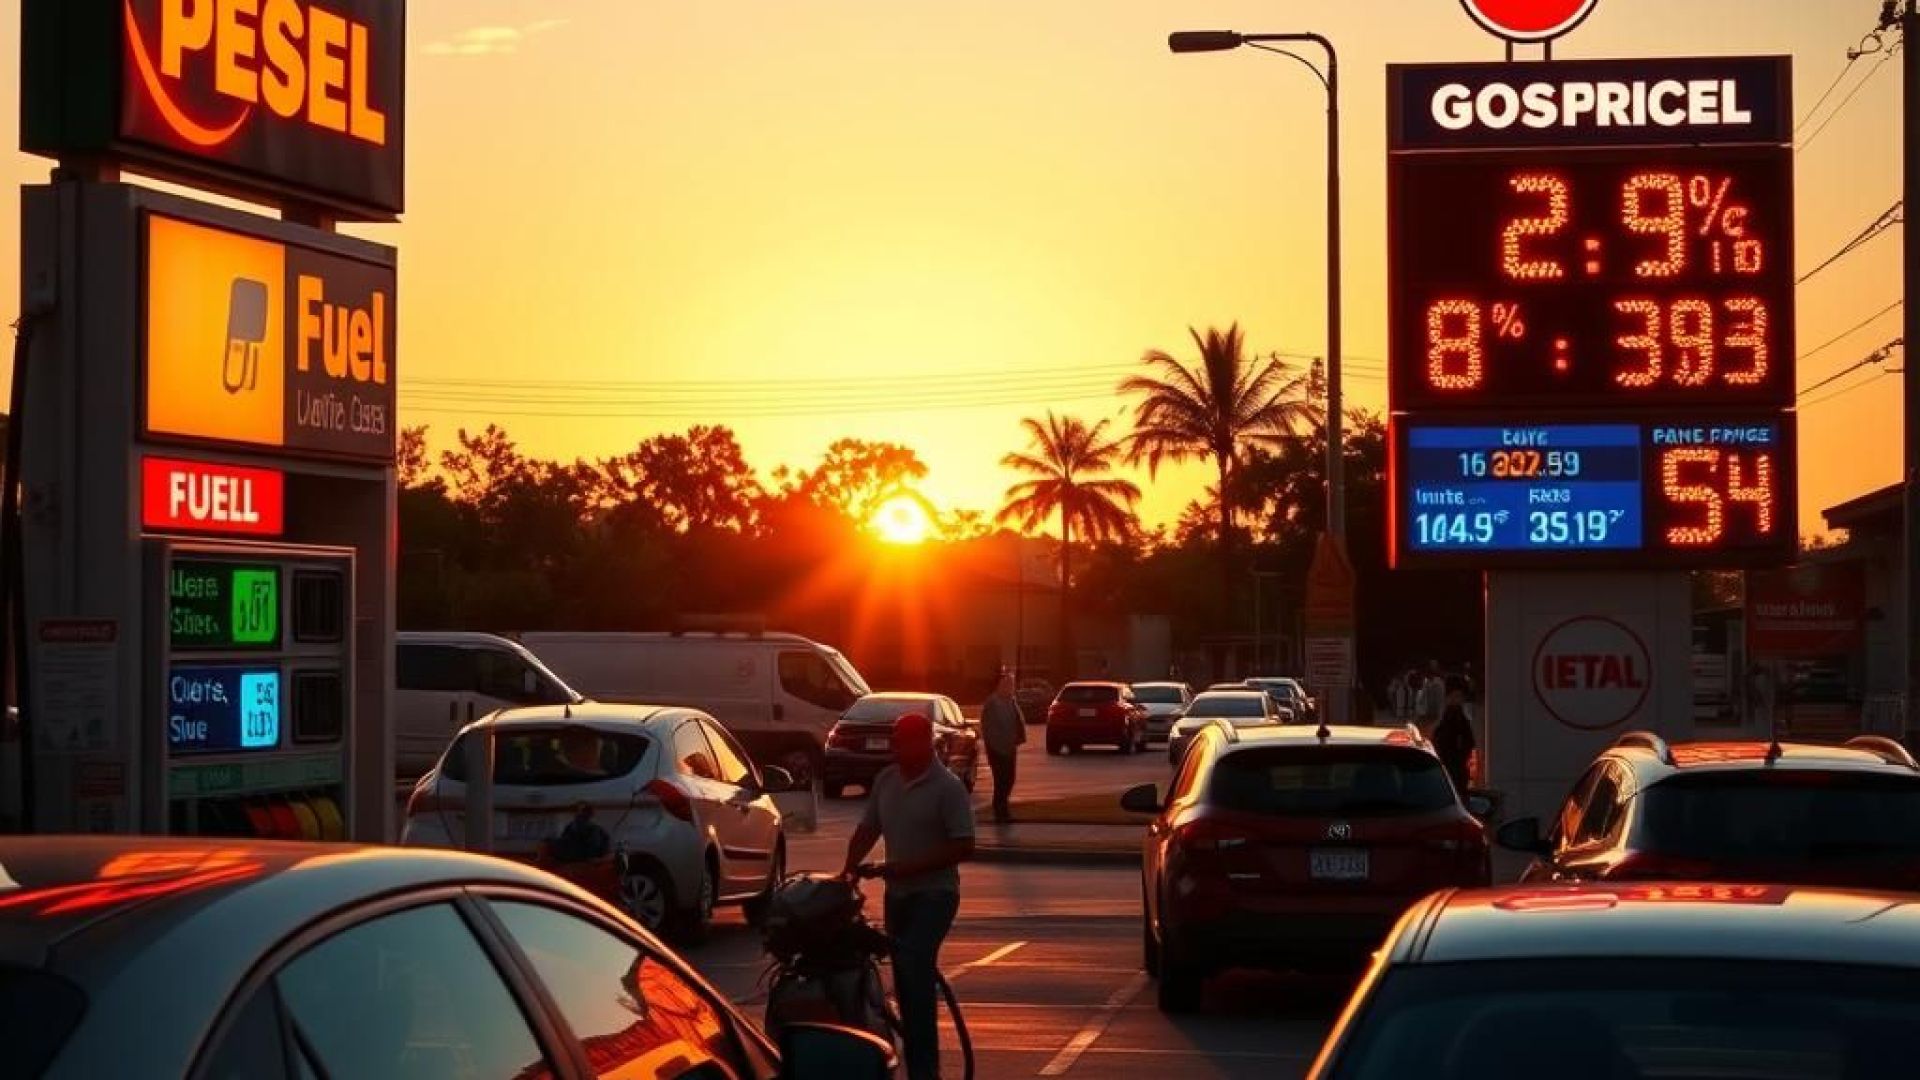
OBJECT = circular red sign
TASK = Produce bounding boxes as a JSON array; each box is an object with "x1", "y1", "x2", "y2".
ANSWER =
[
  {"x1": 1530, "y1": 615, "x2": 1651, "y2": 732},
  {"x1": 1460, "y1": 0, "x2": 1600, "y2": 42}
]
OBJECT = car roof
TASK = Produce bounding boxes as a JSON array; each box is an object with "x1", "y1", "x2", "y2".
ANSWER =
[
  {"x1": 1061, "y1": 681, "x2": 1126, "y2": 689},
  {"x1": 397, "y1": 630, "x2": 521, "y2": 647},
  {"x1": 1192, "y1": 689, "x2": 1267, "y2": 700},
  {"x1": 1131, "y1": 681, "x2": 1186, "y2": 689},
  {"x1": 1607, "y1": 735, "x2": 1920, "y2": 782},
  {"x1": 472, "y1": 701, "x2": 691, "y2": 731},
  {"x1": 859, "y1": 692, "x2": 941, "y2": 701},
  {"x1": 1232, "y1": 724, "x2": 1425, "y2": 747},
  {"x1": 1398, "y1": 884, "x2": 1920, "y2": 969}
]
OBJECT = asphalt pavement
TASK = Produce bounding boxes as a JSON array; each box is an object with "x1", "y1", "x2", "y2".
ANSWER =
[{"x1": 685, "y1": 739, "x2": 1348, "y2": 1079}]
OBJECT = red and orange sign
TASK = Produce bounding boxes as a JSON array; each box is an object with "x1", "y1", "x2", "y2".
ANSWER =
[{"x1": 142, "y1": 456, "x2": 286, "y2": 536}]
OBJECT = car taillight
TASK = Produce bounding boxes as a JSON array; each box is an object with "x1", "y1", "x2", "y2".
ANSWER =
[
  {"x1": 1610, "y1": 850, "x2": 1718, "y2": 881},
  {"x1": 647, "y1": 779, "x2": 694, "y2": 823},
  {"x1": 827, "y1": 728, "x2": 861, "y2": 749},
  {"x1": 1175, "y1": 818, "x2": 1252, "y2": 854}
]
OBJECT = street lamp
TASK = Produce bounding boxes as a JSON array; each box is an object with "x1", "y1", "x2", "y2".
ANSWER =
[{"x1": 1169, "y1": 29, "x2": 1345, "y2": 542}]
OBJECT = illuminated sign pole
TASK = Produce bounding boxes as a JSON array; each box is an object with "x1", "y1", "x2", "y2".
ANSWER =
[
  {"x1": 15, "y1": 0, "x2": 404, "y2": 840},
  {"x1": 1386, "y1": 55, "x2": 1796, "y2": 830}
]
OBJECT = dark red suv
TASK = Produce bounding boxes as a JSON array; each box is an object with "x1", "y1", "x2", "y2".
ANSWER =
[
  {"x1": 1046, "y1": 682, "x2": 1148, "y2": 755},
  {"x1": 1126, "y1": 722, "x2": 1491, "y2": 1013},
  {"x1": 1499, "y1": 732, "x2": 1920, "y2": 889}
]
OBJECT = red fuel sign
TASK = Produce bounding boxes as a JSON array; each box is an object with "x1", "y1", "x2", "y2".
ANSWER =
[
  {"x1": 142, "y1": 456, "x2": 284, "y2": 537},
  {"x1": 1460, "y1": 0, "x2": 1600, "y2": 43}
]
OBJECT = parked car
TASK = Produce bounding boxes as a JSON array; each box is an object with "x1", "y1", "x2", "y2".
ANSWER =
[
  {"x1": 1131, "y1": 681, "x2": 1194, "y2": 744},
  {"x1": 521, "y1": 631, "x2": 874, "y2": 786},
  {"x1": 1308, "y1": 883, "x2": 1919, "y2": 1079},
  {"x1": 0, "y1": 837, "x2": 887, "y2": 1079},
  {"x1": 401, "y1": 703, "x2": 793, "y2": 940},
  {"x1": 1016, "y1": 678, "x2": 1056, "y2": 722},
  {"x1": 1207, "y1": 681, "x2": 1296, "y2": 722},
  {"x1": 1166, "y1": 690, "x2": 1279, "y2": 766},
  {"x1": 1045, "y1": 682, "x2": 1149, "y2": 755},
  {"x1": 823, "y1": 693, "x2": 980, "y2": 799},
  {"x1": 1246, "y1": 676, "x2": 1315, "y2": 722},
  {"x1": 395, "y1": 632, "x2": 583, "y2": 779},
  {"x1": 1497, "y1": 731, "x2": 1920, "y2": 890},
  {"x1": 1127, "y1": 722, "x2": 1491, "y2": 1013}
]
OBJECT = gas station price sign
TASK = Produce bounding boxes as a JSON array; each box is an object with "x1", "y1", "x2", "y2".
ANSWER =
[
  {"x1": 171, "y1": 560, "x2": 281, "y2": 651},
  {"x1": 1393, "y1": 416, "x2": 1796, "y2": 568},
  {"x1": 168, "y1": 665, "x2": 282, "y2": 754}
]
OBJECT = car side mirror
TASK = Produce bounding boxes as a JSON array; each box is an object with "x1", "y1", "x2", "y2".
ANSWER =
[
  {"x1": 778, "y1": 1022, "x2": 895, "y2": 1079},
  {"x1": 760, "y1": 765, "x2": 799, "y2": 794},
  {"x1": 1120, "y1": 783, "x2": 1161, "y2": 814},
  {"x1": 1465, "y1": 793, "x2": 1495, "y2": 820},
  {"x1": 1496, "y1": 816, "x2": 1547, "y2": 855}
]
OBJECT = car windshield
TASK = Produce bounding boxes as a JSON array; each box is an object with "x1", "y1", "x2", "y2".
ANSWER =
[
  {"x1": 842, "y1": 698, "x2": 933, "y2": 724},
  {"x1": 0, "y1": 967, "x2": 86, "y2": 1078},
  {"x1": 823, "y1": 649, "x2": 872, "y2": 698},
  {"x1": 1185, "y1": 695, "x2": 1267, "y2": 718},
  {"x1": 443, "y1": 726, "x2": 652, "y2": 786},
  {"x1": 1639, "y1": 771, "x2": 1920, "y2": 861},
  {"x1": 1058, "y1": 685, "x2": 1120, "y2": 704},
  {"x1": 1250, "y1": 680, "x2": 1303, "y2": 701},
  {"x1": 1328, "y1": 958, "x2": 1920, "y2": 1080},
  {"x1": 1132, "y1": 686, "x2": 1185, "y2": 705},
  {"x1": 1210, "y1": 746, "x2": 1457, "y2": 816}
]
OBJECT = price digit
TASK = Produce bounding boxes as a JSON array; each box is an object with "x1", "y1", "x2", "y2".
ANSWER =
[
  {"x1": 1614, "y1": 299, "x2": 1664, "y2": 388},
  {"x1": 1669, "y1": 299, "x2": 1715, "y2": 387},
  {"x1": 1623, "y1": 172, "x2": 1687, "y2": 278},
  {"x1": 1662, "y1": 449, "x2": 1726, "y2": 546},
  {"x1": 1727, "y1": 452, "x2": 1775, "y2": 534},
  {"x1": 1426, "y1": 300, "x2": 1484, "y2": 391},
  {"x1": 1502, "y1": 172, "x2": 1570, "y2": 281},
  {"x1": 1722, "y1": 297, "x2": 1769, "y2": 386}
]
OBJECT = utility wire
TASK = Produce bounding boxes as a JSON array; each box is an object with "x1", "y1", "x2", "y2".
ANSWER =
[
  {"x1": 1799, "y1": 41, "x2": 1901, "y2": 153},
  {"x1": 1797, "y1": 337, "x2": 1904, "y2": 399},
  {"x1": 1795, "y1": 54, "x2": 1861, "y2": 135},
  {"x1": 1798, "y1": 200, "x2": 1904, "y2": 284},
  {"x1": 1799, "y1": 299, "x2": 1904, "y2": 362},
  {"x1": 1802, "y1": 368, "x2": 1895, "y2": 409}
]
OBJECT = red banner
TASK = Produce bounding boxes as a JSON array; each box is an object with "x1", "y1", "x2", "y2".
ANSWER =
[{"x1": 1746, "y1": 563, "x2": 1864, "y2": 657}]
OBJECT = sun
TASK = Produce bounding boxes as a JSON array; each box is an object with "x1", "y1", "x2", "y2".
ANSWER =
[{"x1": 873, "y1": 495, "x2": 933, "y2": 545}]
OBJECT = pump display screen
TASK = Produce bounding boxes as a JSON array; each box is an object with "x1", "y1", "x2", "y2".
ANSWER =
[
  {"x1": 168, "y1": 665, "x2": 282, "y2": 754},
  {"x1": 1394, "y1": 416, "x2": 1794, "y2": 567},
  {"x1": 171, "y1": 561, "x2": 281, "y2": 650}
]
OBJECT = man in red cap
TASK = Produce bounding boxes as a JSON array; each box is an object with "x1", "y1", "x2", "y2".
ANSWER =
[{"x1": 842, "y1": 711, "x2": 976, "y2": 1080}]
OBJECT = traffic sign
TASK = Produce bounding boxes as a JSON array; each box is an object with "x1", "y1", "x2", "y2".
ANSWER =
[{"x1": 1460, "y1": 0, "x2": 1600, "y2": 44}]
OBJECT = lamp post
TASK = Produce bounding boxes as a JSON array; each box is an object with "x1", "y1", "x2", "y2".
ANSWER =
[{"x1": 1169, "y1": 29, "x2": 1345, "y2": 542}]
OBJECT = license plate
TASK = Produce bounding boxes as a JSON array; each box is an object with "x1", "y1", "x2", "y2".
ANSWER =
[
  {"x1": 865, "y1": 737, "x2": 890, "y2": 752},
  {"x1": 1078, "y1": 708, "x2": 1096, "y2": 718},
  {"x1": 1310, "y1": 848, "x2": 1369, "y2": 881},
  {"x1": 502, "y1": 813, "x2": 556, "y2": 841}
]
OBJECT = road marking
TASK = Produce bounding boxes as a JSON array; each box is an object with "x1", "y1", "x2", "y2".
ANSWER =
[
  {"x1": 963, "y1": 941, "x2": 1026, "y2": 969},
  {"x1": 1036, "y1": 970, "x2": 1148, "y2": 1076}
]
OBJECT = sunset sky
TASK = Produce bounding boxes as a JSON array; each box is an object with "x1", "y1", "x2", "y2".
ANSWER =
[{"x1": 0, "y1": 0, "x2": 1904, "y2": 536}]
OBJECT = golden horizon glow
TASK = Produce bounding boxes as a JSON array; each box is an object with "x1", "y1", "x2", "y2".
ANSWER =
[{"x1": 873, "y1": 495, "x2": 933, "y2": 545}]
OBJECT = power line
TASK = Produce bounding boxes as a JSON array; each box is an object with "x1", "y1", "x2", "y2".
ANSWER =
[
  {"x1": 1799, "y1": 299, "x2": 1904, "y2": 362},
  {"x1": 1798, "y1": 200, "x2": 1904, "y2": 284},
  {"x1": 1802, "y1": 369, "x2": 1895, "y2": 409},
  {"x1": 1799, "y1": 42, "x2": 1901, "y2": 153},
  {"x1": 1797, "y1": 337, "x2": 1904, "y2": 399},
  {"x1": 1795, "y1": 55, "x2": 1861, "y2": 135}
]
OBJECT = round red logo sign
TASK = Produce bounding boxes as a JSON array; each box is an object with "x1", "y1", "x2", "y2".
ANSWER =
[
  {"x1": 1460, "y1": 0, "x2": 1600, "y2": 43},
  {"x1": 1530, "y1": 615, "x2": 1651, "y2": 731}
]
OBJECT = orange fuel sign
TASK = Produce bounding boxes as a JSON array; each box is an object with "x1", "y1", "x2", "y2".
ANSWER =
[
  {"x1": 22, "y1": 0, "x2": 405, "y2": 220},
  {"x1": 145, "y1": 213, "x2": 396, "y2": 463}
]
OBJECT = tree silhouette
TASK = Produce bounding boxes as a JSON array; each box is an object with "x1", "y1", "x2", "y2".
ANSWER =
[{"x1": 997, "y1": 413, "x2": 1141, "y2": 675}]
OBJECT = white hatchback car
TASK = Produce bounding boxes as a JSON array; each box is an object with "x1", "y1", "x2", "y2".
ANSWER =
[{"x1": 401, "y1": 703, "x2": 792, "y2": 939}]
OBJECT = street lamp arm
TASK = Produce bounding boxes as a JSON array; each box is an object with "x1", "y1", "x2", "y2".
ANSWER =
[{"x1": 1244, "y1": 43, "x2": 1330, "y2": 92}]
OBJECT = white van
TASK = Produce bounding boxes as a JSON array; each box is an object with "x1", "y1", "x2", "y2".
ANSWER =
[
  {"x1": 394, "y1": 632, "x2": 582, "y2": 779},
  {"x1": 518, "y1": 631, "x2": 871, "y2": 784}
]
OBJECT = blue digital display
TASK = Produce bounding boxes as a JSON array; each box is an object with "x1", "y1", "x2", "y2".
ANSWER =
[
  {"x1": 168, "y1": 665, "x2": 282, "y2": 754},
  {"x1": 1404, "y1": 424, "x2": 1644, "y2": 553}
]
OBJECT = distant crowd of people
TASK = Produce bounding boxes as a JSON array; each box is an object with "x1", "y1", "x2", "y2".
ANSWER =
[{"x1": 1388, "y1": 662, "x2": 1479, "y2": 794}]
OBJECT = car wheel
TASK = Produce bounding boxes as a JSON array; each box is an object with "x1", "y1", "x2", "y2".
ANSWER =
[
  {"x1": 620, "y1": 864, "x2": 675, "y2": 935},
  {"x1": 744, "y1": 841, "x2": 786, "y2": 929},
  {"x1": 1157, "y1": 944, "x2": 1204, "y2": 1014},
  {"x1": 671, "y1": 857, "x2": 717, "y2": 944}
]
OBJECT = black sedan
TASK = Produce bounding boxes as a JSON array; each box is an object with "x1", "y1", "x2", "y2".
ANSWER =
[
  {"x1": 0, "y1": 837, "x2": 886, "y2": 1079},
  {"x1": 823, "y1": 692, "x2": 980, "y2": 798}
]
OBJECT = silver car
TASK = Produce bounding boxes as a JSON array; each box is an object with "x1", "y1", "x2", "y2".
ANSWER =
[
  {"x1": 0, "y1": 837, "x2": 883, "y2": 1079},
  {"x1": 402, "y1": 702, "x2": 791, "y2": 940},
  {"x1": 1166, "y1": 690, "x2": 1280, "y2": 766},
  {"x1": 1131, "y1": 681, "x2": 1195, "y2": 744}
]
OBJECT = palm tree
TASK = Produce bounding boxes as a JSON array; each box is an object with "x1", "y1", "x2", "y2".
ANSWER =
[
  {"x1": 1121, "y1": 323, "x2": 1316, "y2": 552},
  {"x1": 997, "y1": 413, "x2": 1141, "y2": 676}
]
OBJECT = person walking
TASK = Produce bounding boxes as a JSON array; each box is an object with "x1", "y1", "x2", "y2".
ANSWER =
[
  {"x1": 1415, "y1": 662, "x2": 1446, "y2": 737},
  {"x1": 842, "y1": 713, "x2": 976, "y2": 1080},
  {"x1": 981, "y1": 671, "x2": 1027, "y2": 823},
  {"x1": 1433, "y1": 677, "x2": 1477, "y2": 796}
]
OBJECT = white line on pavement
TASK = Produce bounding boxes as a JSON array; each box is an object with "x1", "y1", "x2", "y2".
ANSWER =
[
  {"x1": 957, "y1": 941, "x2": 1027, "y2": 972},
  {"x1": 1036, "y1": 971, "x2": 1148, "y2": 1077}
]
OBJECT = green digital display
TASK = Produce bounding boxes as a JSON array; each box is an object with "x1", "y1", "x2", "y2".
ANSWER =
[{"x1": 171, "y1": 561, "x2": 281, "y2": 651}]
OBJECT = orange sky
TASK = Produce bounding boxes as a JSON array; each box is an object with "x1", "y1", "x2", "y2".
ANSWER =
[{"x1": 0, "y1": 0, "x2": 1904, "y2": 536}]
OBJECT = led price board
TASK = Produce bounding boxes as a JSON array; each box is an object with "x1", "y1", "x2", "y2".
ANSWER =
[
  {"x1": 171, "y1": 560, "x2": 281, "y2": 650},
  {"x1": 168, "y1": 665, "x2": 282, "y2": 754},
  {"x1": 1393, "y1": 416, "x2": 1795, "y2": 568}
]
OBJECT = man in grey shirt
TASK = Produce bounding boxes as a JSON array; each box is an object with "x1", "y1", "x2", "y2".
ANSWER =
[
  {"x1": 842, "y1": 712, "x2": 976, "y2": 1080},
  {"x1": 980, "y1": 671, "x2": 1027, "y2": 823}
]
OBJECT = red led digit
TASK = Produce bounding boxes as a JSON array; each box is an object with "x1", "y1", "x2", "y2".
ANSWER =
[
  {"x1": 1613, "y1": 299, "x2": 1663, "y2": 388},
  {"x1": 1662, "y1": 448, "x2": 1725, "y2": 546},
  {"x1": 1426, "y1": 299, "x2": 1484, "y2": 391},
  {"x1": 1727, "y1": 452, "x2": 1775, "y2": 534},
  {"x1": 1669, "y1": 299, "x2": 1715, "y2": 387},
  {"x1": 1623, "y1": 172, "x2": 1687, "y2": 279},
  {"x1": 1502, "y1": 173, "x2": 1570, "y2": 281},
  {"x1": 1722, "y1": 297, "x2": 1769, "y2": 386}
]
